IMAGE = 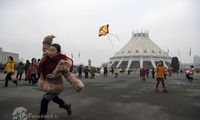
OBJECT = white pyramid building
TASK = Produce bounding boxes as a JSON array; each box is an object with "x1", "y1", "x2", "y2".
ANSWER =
[{"x1": 108, "y1": 30, "x2": 171, "y2": 70}]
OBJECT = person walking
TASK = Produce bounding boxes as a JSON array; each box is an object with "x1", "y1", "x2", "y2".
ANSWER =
[
  {"x1": 151, "y1": 68, "x2": 155, "y2": 79},
  {"x1": 164, "y1": 69, "x2": 168, "y2": 81},
  {"x1": 186, "y1": 65, "x2": 195, "y2": 86},
  {"x1": 29, "y1": 58, "x2": 38, "y2": 85},
  {"x1": 3, "y1": 56, "x2": 17, "y2": 87},
  {"x1": 128, "y1": 69, "x2": 130, "y2": 75},
  {"x1": 37, "y1": 35, "x2": 84, "y2": 120},
  {"x1": 25, "y1": 60, "x2": 30, "y2": 81},
  {"x1": 140, "y1": 68, "x2": 142, "y2": 78},
  {"x1": 154, "y1": 61, "x2": 168, "y2": 93},
  {"x1": 146, "y1": 68, "x2": 149, "y2": 78},
  {"x1": 0, "y1": 63, "x2": 4, "y2": 73},
  {"x1": 114, "y1": 67, "x2": 119, "y2": 78},
  {"x1": 103, "y1": 66, "x2": 108, "y2": 77},
  {"x1": 16, "y1": 61, "x2": 24, "y2": 81},
  {"x1": 78, "y1": 65, "x2": 82, "y2": 78},
  {"x1": 84, "y1": 66, "x2": 89, "y2": 78},
  {"x1": 141, "y1": 68, "x2": 146, "y2": 81},
  {"x1": 90, "y1": 67, "x2": 96, "y2": 79},
  {"x1": 111, "y1": 68, "x2": 114, "y2": 74},
  {"x1": 37, "y1": 59, "x2": 41, "y2": 80}
]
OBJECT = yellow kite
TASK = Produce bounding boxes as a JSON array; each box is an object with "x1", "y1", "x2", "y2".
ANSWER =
[
  {"x1": 99, "y1": 24, "x2": 109, "y2": 37},
  {"x1": 98, "y1": 24, "x2": 120, "y2": 47}
]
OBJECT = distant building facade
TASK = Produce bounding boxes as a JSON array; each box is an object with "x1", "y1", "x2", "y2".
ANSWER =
[
  {"x1": 193, "y1": 55, "x2": 200, "y2": 65},
  {"x1": 108, "y1": 30, "x2": 171, "y2": 71},
  {"x1": 0, "y1": 47, "x2": 19, "y2": 64}
]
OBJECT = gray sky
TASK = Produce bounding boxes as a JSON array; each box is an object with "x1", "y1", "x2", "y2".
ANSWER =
[{"x1": 0, "y1": 0, "x2": 199, "y2": 66}]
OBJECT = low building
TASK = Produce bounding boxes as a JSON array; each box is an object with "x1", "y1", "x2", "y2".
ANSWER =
[{"x1": 0, "y1": 47, "x2": 19, "y2": 64}]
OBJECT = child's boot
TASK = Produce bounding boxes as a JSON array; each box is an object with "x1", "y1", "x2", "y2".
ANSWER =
[
  {"x1": 163, "y1": 89, "x2": 168, "y2": 93},
  {"x1": 60, "y1": 103, "x2": 72, "y2": 116}
]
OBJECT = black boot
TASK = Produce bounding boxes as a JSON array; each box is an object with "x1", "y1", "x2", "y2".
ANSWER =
[
  {"x1": 60, "y1": 104, "x2": 72, "y2": 116},
  {"x1": 163, "y1": 89, "x2": 168, "y2": 93},
  {"x1": 13, "y1": 81, "x2": 18, "y2": 87}
]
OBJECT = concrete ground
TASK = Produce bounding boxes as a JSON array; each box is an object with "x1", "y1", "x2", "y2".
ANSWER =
[{"x1": 0, "y1": 72, "x2": 200, "y2": 120}]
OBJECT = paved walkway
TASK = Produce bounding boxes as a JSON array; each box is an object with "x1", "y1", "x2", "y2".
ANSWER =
[{"x1": 0, "y1": 73, "x2": 200, "y2": 120}]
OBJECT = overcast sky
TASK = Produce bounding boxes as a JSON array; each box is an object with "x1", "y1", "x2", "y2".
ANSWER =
[{"x1": 0, "y1": 0, "x2": 199, "y2": 66}]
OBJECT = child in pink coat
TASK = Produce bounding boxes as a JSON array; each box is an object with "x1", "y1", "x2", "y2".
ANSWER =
[
  {"x1": 141, "y1": 68, "x2": 146, "y2": 81},
  {"x1": 37, "y1": 35, "x2": 84, "y2": 120}
]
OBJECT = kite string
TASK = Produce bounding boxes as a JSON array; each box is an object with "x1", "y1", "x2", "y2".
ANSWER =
[
  {"x1": 106, "y1": 35, "x2": 116, "y2": 54},
  {"x1": 107, "y1": 35, "x2": 114, "y2": 47},
  {"x1": 108, "y1": 33, "x2": 120, "y2": 41}
]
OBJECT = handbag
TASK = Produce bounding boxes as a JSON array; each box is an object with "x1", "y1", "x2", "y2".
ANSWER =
[{"x1": 11, "y1": 74, "x2": 17, "y2": 81}]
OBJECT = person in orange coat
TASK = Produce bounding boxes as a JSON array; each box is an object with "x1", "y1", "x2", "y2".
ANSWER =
[{"x1": 154, "y1": 61, "x2": 168, "y2": 93}]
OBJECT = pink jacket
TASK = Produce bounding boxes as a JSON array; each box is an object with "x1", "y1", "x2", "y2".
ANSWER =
[
  {"x1": 38, "y1": 58, "x2": 84, "y2": 94},
  {"x1": 38, "y1": 35, "x2": 84, "y2": 94},
  {"x1": 141, "y1": 68, "x2": 146, "y2": 76}
]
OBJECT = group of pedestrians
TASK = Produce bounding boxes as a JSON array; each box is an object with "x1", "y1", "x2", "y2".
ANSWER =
[
  {"x1": 77, "y1": 65, "x2": 97, "y2": 79},
  {"x1": 140, "y1": 68, "x2": 156, "y2": 80},
  {"x1": 139, "y1": 60, "x2": 196, "y2": 93},
  {"x1": 77, "y1": 65, "x2": 120, "y2": 79},
  {"x1": 139, "y1": 61, "x2": 169, "y2": 93},
  {"x1": 2, "y1": 56, "x2": 42, "y2": 87}
]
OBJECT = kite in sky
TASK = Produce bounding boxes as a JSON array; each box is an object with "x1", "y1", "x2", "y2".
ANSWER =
[
  {"x1": 99, "y1": 24, "x2": 119, "y2": 47},
  {"x1": 99, "y1": 24, "x2": 109, "y2": 37}
]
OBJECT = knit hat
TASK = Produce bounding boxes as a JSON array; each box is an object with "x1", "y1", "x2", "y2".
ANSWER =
[
  {"x1": 43, "y1": 35, "x2": 55, "y2": 45},
  {"x1": 42, "y1": 35, "x2": 56, "y2": 52}
]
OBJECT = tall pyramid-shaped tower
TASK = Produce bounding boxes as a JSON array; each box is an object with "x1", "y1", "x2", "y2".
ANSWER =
[{"x1": 108, "y1": 30, "x2": 171, "y2": 70}]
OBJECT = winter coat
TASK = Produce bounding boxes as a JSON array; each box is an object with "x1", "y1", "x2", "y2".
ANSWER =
[
  {"x1": 84, "y1": 67, "x2": 89, "y2": 73},
  {"x1": 141, "y1": 68, "x2": 146, "y2": 76},
  {"x1": 114, "y1": 68, "x2": 119, "y2": 74},
  {"x1": 38, "y1": 58, "x2": 84, "y2": 94},
  {"x1": 154, "y1": 65, "x2": 167, "y2": 78},
  {"x1": 104, "y1": 67, "x2": 107, "y2": 73},
  {"x1": 25, "y1": 62, "x2": 30, "y2": 71},
  {"x1": 189, "y1": 68, "x2": 195, "y2": 78},
  {"x1": 17, "y1": 62, "x2": 24, "y2": 74},
  {"x1": 4, "y1": 61, "x2": 15, "y2": 73},
  {"x1": 78, "y1": 66, "x2": 82, "y2": 73},
  {"x1": 38, "y1": 35, "x2": 84, "y2": 94},
  {"x1": 90, "y1": 68, "x2": 96, "y2": 74},
  {"x1": 29, "y1": 62, "x2": 38, "y2": 74}
]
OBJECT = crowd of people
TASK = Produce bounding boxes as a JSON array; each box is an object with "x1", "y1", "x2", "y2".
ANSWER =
[
  {"x1": 1, "y1": 58, "x2": 197, "y2": 89},
  {"x1": 1, "y1": 56, "x2": 43, "y2": 87}
]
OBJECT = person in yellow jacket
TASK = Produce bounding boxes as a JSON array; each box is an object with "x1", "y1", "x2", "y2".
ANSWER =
[
  {"x1": 3, "y1": 56, "x2": 17, "y2": 87},
  {"x1": 154, "y1": 61, "x2": 168, "y2": 93},
  {"x1": 114, "y1": 67, "x2": 119, "y2": 78}
]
